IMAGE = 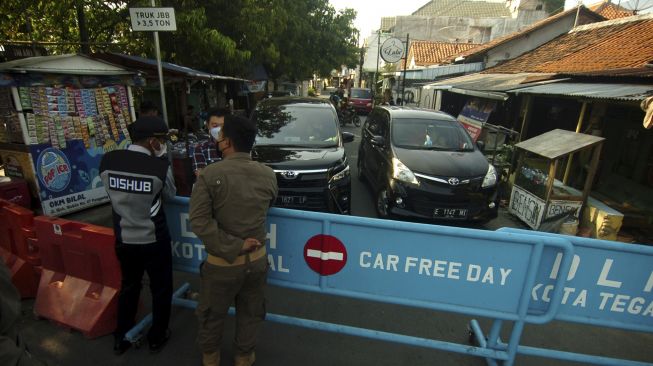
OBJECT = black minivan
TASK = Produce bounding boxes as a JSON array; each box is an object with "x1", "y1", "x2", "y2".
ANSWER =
[
  {"x1": 251, "y1": 97, "x2": 354, "y2": 214},
  {"x1": 358, "y1": 106, "x2": 498, "y2": 222}
]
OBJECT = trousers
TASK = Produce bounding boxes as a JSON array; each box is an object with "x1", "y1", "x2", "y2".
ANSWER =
[
  {"x1": 196, "y1": 255, "x2": 268, "y2": 355},
  {"x1": 114, "y1": 239, "x2": 173, "y2": 343}
]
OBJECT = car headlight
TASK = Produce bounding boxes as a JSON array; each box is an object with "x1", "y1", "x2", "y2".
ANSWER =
[
  {"x1": 482, "y1": 164, "x2": 497, "y2": 188},
  {"x1": 392, "y1": 157, "x2": 419, "y2": 185},
  {"x1": 330, "y1": 165, "x2": 350, "y2": 183}
]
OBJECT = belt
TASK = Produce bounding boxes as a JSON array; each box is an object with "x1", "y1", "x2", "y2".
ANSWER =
[{"x1": 206, "y1": 246, "x2": 267, "y2": 266}]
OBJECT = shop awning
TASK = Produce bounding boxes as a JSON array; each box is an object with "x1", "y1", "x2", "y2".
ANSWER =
[
  {"x1": 515, "y1": 129, "x2": 605, "y2": 160},
  {"x1": 423, "y1": 72, "x2": 563, "y2": 101},
  {"x1": 91, "y1": 52, "x2": 249, "y2": 82},
  {"x1": 509, "y1": 82, "x2": 653, "y2": 102},
  {"x1": 0, "y1": 54, "x2": 134, "y2": 75}
]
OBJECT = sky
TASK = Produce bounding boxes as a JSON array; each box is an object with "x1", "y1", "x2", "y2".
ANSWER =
[{"x1": 329, "y1": 0, "x2": 653, "y2": 43}]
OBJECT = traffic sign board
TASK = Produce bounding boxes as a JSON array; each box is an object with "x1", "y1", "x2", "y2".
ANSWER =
[
  {"x1": 129, "y1": 7, "x2": 177, "y2": 32},
  {"x1": 303, "y1": 234, "x2": 347, "y2": 276}
]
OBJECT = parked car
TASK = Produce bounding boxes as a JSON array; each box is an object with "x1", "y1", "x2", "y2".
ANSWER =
[
  {"x1": 348, "y1": 88, "x2": 373, "y2": 114},
  {"x1": 357, "y1": 106, "x2": 499, "y2": 222},
  {"x1": 251, "y1": 97, "x2": 355, "y2": 214}
]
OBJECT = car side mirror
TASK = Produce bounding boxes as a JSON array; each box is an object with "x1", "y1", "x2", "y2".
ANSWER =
[
  {"x1": 341, "y1": 132, "x2": 355, "y2": 143},
  {"x1": 476, "y1": 140, "x2": 485, "y2": 152},
  {"x1": 371, "y1": 136, "x2": 385, "y2": 147}
]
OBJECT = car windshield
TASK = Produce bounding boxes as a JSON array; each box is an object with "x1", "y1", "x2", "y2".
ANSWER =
[
  {"x1": 391, "y1": 118, "x2": 475, "y2": 151},
  {"x1": 253, "y1": 104, "x2": 339, "y2": 147},
  {"x1": 350, "y1": 89, "x2": 371, "y2": 99}
]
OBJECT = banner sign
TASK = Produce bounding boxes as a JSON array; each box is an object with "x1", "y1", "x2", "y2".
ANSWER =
[
  {"x1": 0, "y1": 148, "x2": 38, "y2": 197},
  {"x1": 29, "y1": 139, "x2": 129, "y2": 216},
  {"x1": 165, "y1": 197, "x2": 581, "y2": 321},
  {"x1": 457, "y1": 98, "x2": 496, "y2": 141},
  {"x1": 499, "y1": 228, "x2": 653, "y2": 333}
]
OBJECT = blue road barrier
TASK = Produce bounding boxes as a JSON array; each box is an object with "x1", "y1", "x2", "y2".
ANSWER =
[{"x1": 125, "y1": 196, "x2": 652, "y2": 366}]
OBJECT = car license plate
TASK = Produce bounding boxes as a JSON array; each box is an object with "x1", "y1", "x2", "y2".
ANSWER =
[
  {"x1": 433, "y1": 208, "x2": 467, "y2": 219},
  {"x1": 278, "y1": 195, "x2": 307, "y2": 206}
]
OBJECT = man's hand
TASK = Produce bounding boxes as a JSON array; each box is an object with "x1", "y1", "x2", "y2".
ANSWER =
[{"x1": 241, "y1": 238, "x2": 262, "y2": 253}]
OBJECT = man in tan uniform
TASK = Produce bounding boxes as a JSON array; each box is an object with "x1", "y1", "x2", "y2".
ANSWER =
[{"x1": 189, "y1": 114, "x2": 277, "y2": 366}]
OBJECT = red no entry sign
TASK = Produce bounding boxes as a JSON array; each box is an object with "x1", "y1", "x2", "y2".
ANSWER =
[{"x1": 303, "y1": 234, "x2": 347, "y2": 276}]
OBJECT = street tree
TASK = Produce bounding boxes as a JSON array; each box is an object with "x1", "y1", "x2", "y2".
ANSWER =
[{"x1": 0, "y1": 0, "x2": 360, "y2": 80}]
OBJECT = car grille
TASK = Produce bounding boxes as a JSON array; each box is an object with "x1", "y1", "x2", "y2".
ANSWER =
[
  {"x1": 409, "y1": 173, "x2": 485, "y2": 216},
  {"x1": 276, "y1": 172, "x2": 328, "y2": 188},
  {"x1": 275, "y1": 171, "x2": 329, "y2": 211}
]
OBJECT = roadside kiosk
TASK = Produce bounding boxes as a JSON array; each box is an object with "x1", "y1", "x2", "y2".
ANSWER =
[
  {"x1": 509, "y1": 129, "x2": 605, "y2": 232},
  {"x1": 0, "y1": 54, "x2": 140, "y2": 216}
]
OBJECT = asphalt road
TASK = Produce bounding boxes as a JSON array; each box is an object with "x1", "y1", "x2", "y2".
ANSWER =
[{"x1": 15, "y1": 116, "x2": 653, "y2": 366}]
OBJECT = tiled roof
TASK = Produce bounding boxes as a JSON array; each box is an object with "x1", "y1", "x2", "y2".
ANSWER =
[
  {"x1": 451, "y1": 6, "x2": 604, "y2": 62},
  {"x1": 413, "y1": 0, "x2": 511, "y2": 18},
  {"x1": 407, "y1": 41, "x2": 479, "y2": 67},
  {"x1": 588, "y1": 0, "x2": 633, "y2": 20},
  {"x1": 486, "y1": 14, "x2": 653, "y2": 74}
]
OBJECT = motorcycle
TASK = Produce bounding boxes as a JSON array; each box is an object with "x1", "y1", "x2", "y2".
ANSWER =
[{"x1": 338, "y1": 100, "x2": 361, "y2": 127}]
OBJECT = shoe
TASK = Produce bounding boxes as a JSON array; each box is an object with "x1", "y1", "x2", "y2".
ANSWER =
[
  {"x1": 202, "y1": 351, "x2": 220, "y2": 366},
  {"x1": 148, "y1": 329, "x2": 171, "y2": 354},
  {"x1": 113, "y1": 339, "x2": 131, "y2": 355},
  {"x1": 234, "y1": 352, "x2": 255, "y2": 366}
]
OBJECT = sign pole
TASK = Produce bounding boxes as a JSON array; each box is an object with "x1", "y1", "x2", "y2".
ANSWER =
[
  {"x1": 151, "y1": 0, "x2": 169, "y2": 126},
  {"x1": 374, "y1": 30, "x2": 380, "y2": 105},
  {"x1": 401, "y1": 34, "x2": 409, "y2": 106}
]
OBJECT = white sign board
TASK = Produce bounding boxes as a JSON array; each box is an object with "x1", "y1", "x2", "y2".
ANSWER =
[
  {"x1": 547, "y1": 199, "x2": 583, "y2": 219},
  {"x1": 509, "y1": 185, "x2": 545, "y2": 229},
  {"x1": 380, "y1": 37, "x2": 405, "y2": 63},
  {"x1": 509, "y1": 185, "x2": 583, "y2": 230},
  {"x1": 129, "y1": 7, "x2": 177, "y2": 32}
]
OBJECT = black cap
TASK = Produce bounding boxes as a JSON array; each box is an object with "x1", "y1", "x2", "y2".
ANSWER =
[{"x1": 129, "y1": 116, "x2": 169, "y2": 141}]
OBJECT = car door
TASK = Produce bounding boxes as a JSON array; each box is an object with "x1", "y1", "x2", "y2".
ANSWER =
[
  {"x1": 359, "y1": 109, "x2": 377, "y2": 185},
  {"x1": 372, "y1": 111, "x2": 391, "y2": 189}
]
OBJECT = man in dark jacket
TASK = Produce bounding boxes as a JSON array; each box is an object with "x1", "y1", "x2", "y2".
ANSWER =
[{"x1": 99, "y1": 116, "x2": 176, "y2": 355}]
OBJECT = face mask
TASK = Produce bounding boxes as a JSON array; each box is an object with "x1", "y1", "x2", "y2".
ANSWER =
[
  {"x1": 153, "y1": 140, "x2": 167, "y2": 157},
  {"x1": 210, "y1": 126, "x2": 221, "y2": 140}
]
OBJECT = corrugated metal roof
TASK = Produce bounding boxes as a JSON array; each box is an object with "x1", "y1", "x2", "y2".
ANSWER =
[
  {"x1": 426, "y1": 72, "x2": 560, "y2": 91},
  {"x1": 0, "y1": 54, "x2": 134, "y2": 75},
  {"x1": 406, "y1": 62, "x2": 483, "y2": 80},
  {"x1": 510, "y1": 82, "x2": 653, "y2": 101},
  {"x1": 424, "y1": 72, "x2": 563, "y2": 100},
  {"x1": 92, "y1": 53, "x2": 249, "y2": 81}
]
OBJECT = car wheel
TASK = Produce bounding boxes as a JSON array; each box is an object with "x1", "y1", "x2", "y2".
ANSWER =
[
  {"x1": 376, "y1": 187, "x2": 391, "y2": 219},
  {"x1": 357, "y1": 157, "x2": 366, "y2": 182}
]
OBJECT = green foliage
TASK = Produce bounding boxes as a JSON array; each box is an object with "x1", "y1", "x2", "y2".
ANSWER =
[{"x1": 0, "y1": 0, "x2": 359, "y2": 80}]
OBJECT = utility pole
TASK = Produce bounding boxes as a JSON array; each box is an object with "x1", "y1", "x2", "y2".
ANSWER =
[
  {"x1": 358, "y1": 45, "x2": 364, "y2": 88},
  {"x1": 401, "y1": 33, "x2": 409, "y2": 105},
  {"x1": 76, "y1": 0, "x2": 90, "y2": 54}
]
